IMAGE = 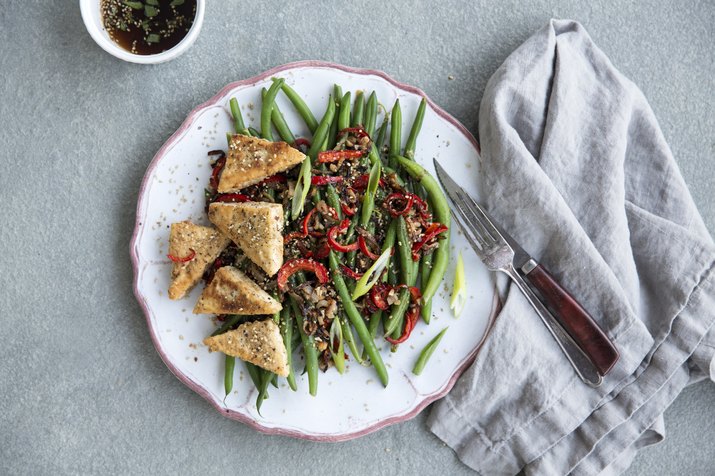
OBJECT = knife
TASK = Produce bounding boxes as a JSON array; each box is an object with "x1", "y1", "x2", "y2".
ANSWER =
[{"x1": 434, "y1": 160, "x2": 619, "y2": 377}]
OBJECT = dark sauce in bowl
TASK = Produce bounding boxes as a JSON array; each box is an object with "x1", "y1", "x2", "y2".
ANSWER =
[{"x1": 100, "y1": 0, "x2": 197, "y2": 55}]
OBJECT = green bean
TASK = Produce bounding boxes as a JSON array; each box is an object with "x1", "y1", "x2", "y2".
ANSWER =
[
  {"x1": 261, "y1": 78, "x2": 284, "y2": 141},
  {"x1": 248, "y1": 127, "x2": 261, "y2": 137},
  {"x1": 386, "y1": 290, "x2": 409, "y2": 340},
  {"x1": 397, "y1": 216, "x2": 417, "y2": 284},
  {"x1": 338, "y1": 92, "x2": 351, "y2": 131},
  {"x1": 261, "y1": 87, "x2": 296, "y2": 144},
  {"x1": 328, "y1": 85, "x2": 342, "y2": 149},
  {"x1": 340, "y1": 315, "x2": 364, "y2": 365},
  {"x1": 402, "y1": 99, "x2": 433, "y2": 320},
  {"x1": 244, "y1": 361, "x2": 262, "y2": 389},
  {"x1": 211, "y1": 314, "x2": 243, "y2": 336},
  {"x1": 352, "y1": 91, "x2": 364, "y2": 126},
  {"x1": 376, "y1": 113, "x2": 389, "y2": 155},
  {"x1": 275, "y1": 79, "x2": 318, "y2": 132},
  {"x1": 404, "y1": 98, "x2": 426, "y2": 159},
  {"x1": 255, "y1": 368, "x2": 274, "y2": 413},
  {"x1": 290, "y1": 296, "x2": 319, "y2": 396},
  {"x1": 229, "y1": 97, "x2": 249, "y2": 135},
  {"x1": 364, "y1": 92, "x2": 378, "y2": 138},
  {"x1": 280, "y1": 305, "x2": 298, "y2": 391},
  {"x1": 328, "y1": 251, "x2": 389, "y2": 386},
  {"x1": 384, "y1": 216, "x2": 417, "y2": 337},
  {"x1": 308, "y1": 95, "x2": 341, "y2": 217},
  {"x1": 360, "y1": 159, "x2": 382, "y2": 226},
  {"x1": 306, "y1": 96, "x2": 336, "y2": 160},
  {"x1": 389, "y1": 99, "x2": 402, "y2": 167},
  {"x1": 325, "y1": 185, "x2": 343, "y2": 220},
  {"x1": 412, "y1": 327, "x2": 448, "y2": 375},
  {"x1": 394, "y1": 156, "x2": 451, "y2": 308},
  {"x1": 224, "y1": 355, "x2": 235, "y2": 398},
  {"x1": 420, "y1": 252, "x2": 434, "y2": 323}
]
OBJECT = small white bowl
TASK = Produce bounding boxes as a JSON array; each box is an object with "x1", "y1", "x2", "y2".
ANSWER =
[{"x1": 80, "y1": 0, "x2": 205, "y2": 64}]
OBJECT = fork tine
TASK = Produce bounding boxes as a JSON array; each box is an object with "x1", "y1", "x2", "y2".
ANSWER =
[
  {"x1": 449, "y1": 191, "x2": 491, "y2": 250},
  {"x1": 449, "y1": 196, "x2": 489, "y2": 251},
  {"x1": 458, "y1": 190, "x2": 501, "y2": 243},
  {"x1": 450, "y1": 212, "x2": 488, "y2": 259},
  {"x1": 453, "y1": 189, "x2": 498, "y2": 248}
]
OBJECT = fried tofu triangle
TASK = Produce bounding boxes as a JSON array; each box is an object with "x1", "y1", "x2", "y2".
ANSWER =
[
  {"x1": 218, "y1": 134, "x2": 306, "y2": 193},
  {"x1": 193, "y1": 266, "x2": 282, "y2": 315},
  {"x1": 203, "y1": 319, "x2": 289, "y2": 377},
  {"x1": 168, "y1": 221, "x2": 230, "y2": 300},
  {"x1": 208, "y1": 202, "x2": 284, "y2": 276}
]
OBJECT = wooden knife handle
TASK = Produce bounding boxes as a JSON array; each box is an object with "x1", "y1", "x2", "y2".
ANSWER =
[{"x1": 525, "y1": 264, "x2": 619, "y2": 376}]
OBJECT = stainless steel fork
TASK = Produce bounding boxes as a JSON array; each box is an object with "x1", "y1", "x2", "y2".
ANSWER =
[{"x1": 443, "y1": 178, "x2": 603, "y2": 387}]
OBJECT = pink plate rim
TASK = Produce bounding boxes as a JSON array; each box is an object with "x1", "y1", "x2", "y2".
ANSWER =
[{"x1": 130, "y1": 60, "x2": 494, "y2": 442}]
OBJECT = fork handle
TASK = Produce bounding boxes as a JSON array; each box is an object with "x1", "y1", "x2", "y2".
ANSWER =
[
  {"x1": 503, "y1": 265, "x2": 603, "y2": 387},
  {"x1": 524, "y1": 265, "x2": 619, "y2": 376}
]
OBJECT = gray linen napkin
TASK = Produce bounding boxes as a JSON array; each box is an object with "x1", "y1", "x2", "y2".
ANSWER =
[{"x1": 428, "y1": 19, "x2": 715, "y2": 475}]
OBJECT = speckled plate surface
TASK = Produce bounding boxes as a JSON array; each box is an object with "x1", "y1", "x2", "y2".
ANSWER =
[{"x1": 131, "y1": 61, "x2": 497, "y2": 441}]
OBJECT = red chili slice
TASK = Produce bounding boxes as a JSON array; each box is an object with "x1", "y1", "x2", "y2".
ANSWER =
[
  {"x1": 284, "y1": 208, "x2": 320, "y2": 243},
  {"x1": 409, "y1": 193, "x2": 432, "y2": 221},
  {"x1": 167, "y1": 249, "x2": 196, "y2": 263},
  {"x1": 358, "y1": 235, "x2": 380, "y2": 260},
  {"x1": 317, "y1": 149, "x2": 364, "y2": 163},
  {"x1": 213, "y1": 193, "x2": 251, "y2": 203},
  {"x1": 209, "y1": 155, "x2": 226, "y2": 190},
  {"x1": 341, "y1": 202, "x2": 356, "y2": 217},
  {"x1": 327, "y1": 219, "x2": 359, "y2": 252},
  {"x1": 313, "y1": 242, "x2": 331, "y2": 260},
  {"x1": 311, "y1": 176, "x2": 344, "y2": 186},
  {"x1": 411, "y1": 222, "x2": 449, "y2": 260},
  {"x1": 369, "y1": 283, "x2": 391, "y2": 311},
  {"x1": 352, "y1": 174, "x2": 385, "y2": 191},
  {"x1": 339, "y1": 264, "x2": 363, "y2": 280},
  {"x1": 257, "y1": 174, "x2": 287, "y2": 186},
  {"x1": 276, "y1": 258, "x2": 329, "y2": 291},
  {"x1": 385, "y1": 192, "x2": 415, "y2": 217}
]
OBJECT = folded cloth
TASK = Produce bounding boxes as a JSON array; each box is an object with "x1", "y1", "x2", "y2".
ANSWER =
[{"x1": 428, "y1": 19, "x2": 715, "y2": 475}]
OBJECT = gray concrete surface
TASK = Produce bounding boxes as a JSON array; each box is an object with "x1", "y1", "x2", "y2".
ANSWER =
[{"x1": 1, "y1": 1, "x2": 713, "y2": 475}]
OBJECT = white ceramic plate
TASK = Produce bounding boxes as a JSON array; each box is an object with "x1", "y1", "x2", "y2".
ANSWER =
[{"x1": 131, "y1": 61, "x2": 496, "y2": 441}]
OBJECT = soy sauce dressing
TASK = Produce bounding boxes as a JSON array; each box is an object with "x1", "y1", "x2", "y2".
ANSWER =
[{"x1": 100, "y1": 0, "x2": 197, "y2": 55}]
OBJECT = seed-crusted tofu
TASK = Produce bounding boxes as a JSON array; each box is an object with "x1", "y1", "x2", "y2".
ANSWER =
[
  {"x1": 218, "y1": 134, "x2": 306, "y2": 193},
  {"x1": 193, "y1": 266, "x2": 282, "y2": 315},
  {"x1": 168, "y1": 221, "x2": 230, "y2": 300},
  {"x1": 208, "y1": 202, "x2": 284, "y2": 276},
  {"x1": 203, "y1": 319, "x2": 289, "y2": 377}
]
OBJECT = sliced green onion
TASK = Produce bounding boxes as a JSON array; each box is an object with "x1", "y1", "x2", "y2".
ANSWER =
[
  {"x1": 329, "y1": 319, "x2": 345, "y2": 374},
  {"x1": 450, "y1": 252, "x2": 466, "y2": 317},
  {"x1": 412, "y1": 327, "x2": 448, "y2": 375},
  {"x1": 352, "y1": 246, "x2": 393, "y2": 300},
  {"x1": 291, "y1": 157, "x2": 312, "y2": 219}
]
